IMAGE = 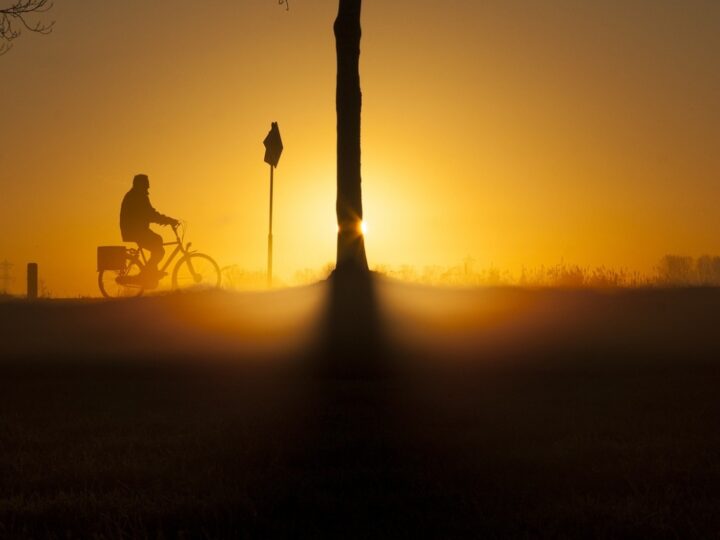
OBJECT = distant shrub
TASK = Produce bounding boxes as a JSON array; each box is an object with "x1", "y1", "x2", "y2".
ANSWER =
[
  {"x1": 696, "y1": 255, "x2": 720, "y2": 286},
  {"x1": 586, "y1": 266, "x2": 626, "y2": 287},
  {"x1": 221, "y1": 255, "x2": 720, "y2": 290},
  {"x1": 546, "y1": 264, "x2": 586, "y2": 287},
  {"x1": 656, "y1": 255, "x2": 696, "y2": 286},
  {"x1": 221, "y1": 266, "x2": 270, "y2": 290},
  {"x1": 375, "y1": 262, "x2": 618, "y2": 288},
  {"x1": 39, "y1": 280, "x2": 52, "y2": 299},
  {"x1": 294, "y1": 263, "x2": 334, "y2": 285},
  {"x1": 220, "y1": 263, "x2": 334, "y2": 289},
  {"x1": 650, "y1": 254, "x2": 720, "y2": 286}
]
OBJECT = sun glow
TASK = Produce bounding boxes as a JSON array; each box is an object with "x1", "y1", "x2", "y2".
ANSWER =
[{"x1": 335, "y1": 221, "x2": 367, "y2": 235}]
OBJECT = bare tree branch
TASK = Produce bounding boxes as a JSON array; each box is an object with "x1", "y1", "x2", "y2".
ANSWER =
[{"x1": 0, "y1": 0, "x2": 54, "y2": 55}]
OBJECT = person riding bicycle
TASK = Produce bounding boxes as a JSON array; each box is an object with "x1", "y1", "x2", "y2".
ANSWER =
[{"x1": 120, "y1": 174, "x2": 179, "y2": 283}]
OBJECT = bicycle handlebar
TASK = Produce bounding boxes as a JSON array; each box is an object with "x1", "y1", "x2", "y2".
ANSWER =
[{"x1": 171, "y1": 220, "x2": 186, "y2": 243}]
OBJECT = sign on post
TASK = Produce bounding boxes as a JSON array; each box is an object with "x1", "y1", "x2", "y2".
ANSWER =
[
  {"x1": 263, "y1": 122, "x2": 283, "y2": 168},
  {"x1": 263, "y1": 122, "x2": 283, "y2": 287}
]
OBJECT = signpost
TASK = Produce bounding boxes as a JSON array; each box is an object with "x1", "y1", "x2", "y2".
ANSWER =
[{"x1": 263, "y1": 122, "x2": 283, "y2": 287}]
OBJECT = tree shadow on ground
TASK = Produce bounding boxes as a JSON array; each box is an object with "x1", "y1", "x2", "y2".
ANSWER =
[
  {"x1": 315, "y1": 268, "x2": 391, "y2": 377},
  {"x1": 277, "y1": 268, "x2": 420, "y2": 536}
]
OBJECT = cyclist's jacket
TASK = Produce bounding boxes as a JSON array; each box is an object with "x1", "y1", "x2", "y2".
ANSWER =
[{"x1": 120, "y1": 186, "x2": 174, "y2": 241}]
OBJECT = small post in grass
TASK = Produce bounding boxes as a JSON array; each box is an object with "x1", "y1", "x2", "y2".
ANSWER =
[{"x1": 27, "y1": 263, "x2": 38, "y2": 300}]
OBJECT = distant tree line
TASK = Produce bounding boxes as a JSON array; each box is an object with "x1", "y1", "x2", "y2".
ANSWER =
[
  {"x1": 363, "y1": 256, "x2": 720, "y2": 288},
  {"x1": 372, "y1": 262, "x2": 646, "y2": 288},
  {"x1": 655, "y1": 255, "x2": 720, "y2": 286}
]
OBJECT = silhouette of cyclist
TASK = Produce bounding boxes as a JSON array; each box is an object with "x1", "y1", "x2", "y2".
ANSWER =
[{"x1": 120, "y1": 174, "x2": 179, "y2": 282}]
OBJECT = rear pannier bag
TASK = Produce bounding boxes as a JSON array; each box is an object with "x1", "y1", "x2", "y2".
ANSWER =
[{"x1": 97, "y1": 246, "x2": 127, "y2": 271}]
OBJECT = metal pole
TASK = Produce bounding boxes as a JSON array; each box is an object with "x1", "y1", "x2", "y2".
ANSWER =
[
  {"x1": 267, "y1": 164, "x2": 274, "y2": 287},
  {"x1": 27, "y1": 263, "x2": 38, "y2": 300}
]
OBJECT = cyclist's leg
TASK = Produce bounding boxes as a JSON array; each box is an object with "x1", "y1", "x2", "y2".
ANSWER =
[{"x1": 136, "y1": 230, "x2": 165, "y2": 276}]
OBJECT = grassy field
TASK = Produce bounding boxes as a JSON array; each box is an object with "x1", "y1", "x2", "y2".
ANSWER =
[{"x1": 1, "y1": 280, "x2": 720, "y2": 538}]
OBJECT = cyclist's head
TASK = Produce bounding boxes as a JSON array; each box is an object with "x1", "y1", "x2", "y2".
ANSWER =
[{"x1": 133, "y1": 174, "x2": 150, "y2": 191}]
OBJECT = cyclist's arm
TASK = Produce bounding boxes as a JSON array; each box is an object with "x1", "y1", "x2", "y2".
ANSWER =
[{"x1": 143, "y1": 195, "x2": 177, "y2": 226}]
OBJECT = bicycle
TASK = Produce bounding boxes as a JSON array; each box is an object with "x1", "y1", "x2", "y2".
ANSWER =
[{"x1": 98, "y1": 222, "x2": 221, "y2": 298}]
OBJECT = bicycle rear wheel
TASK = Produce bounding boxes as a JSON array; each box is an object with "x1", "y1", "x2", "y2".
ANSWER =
[
  {"x1": 172, "y1": 253, "x2": 221, "y2": 291},
  {"x1": 98, "y1": 257, "x2": 145, "y2": 298}
]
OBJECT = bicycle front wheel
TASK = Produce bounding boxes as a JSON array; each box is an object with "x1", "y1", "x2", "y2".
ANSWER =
[
  {"x1": 98, "y1": 257, "x2": 144, "y2": 298},
  {"x1": 172, "y1": 253, "x2": 221, "y2": 291}
]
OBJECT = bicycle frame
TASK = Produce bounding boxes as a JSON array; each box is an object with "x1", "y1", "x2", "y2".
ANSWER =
[
  {"x1": 99, "y1": 222, "x2": 219, "y2": 297},
  {"x1": 131, "y1": 226, "x2": 195, "y2": 274}
]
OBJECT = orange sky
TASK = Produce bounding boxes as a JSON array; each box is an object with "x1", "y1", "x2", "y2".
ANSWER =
[{"x1": 2, "y1": 0, "x2": 719, "y2": 296}]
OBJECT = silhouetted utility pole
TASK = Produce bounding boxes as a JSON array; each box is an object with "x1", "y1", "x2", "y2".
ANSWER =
[
  {"x1": 0, "y1": 260, "x2": 12, "y2": 294},
  {"x1": 263, "y1": 122, "x2": 284, "y2": 287}
]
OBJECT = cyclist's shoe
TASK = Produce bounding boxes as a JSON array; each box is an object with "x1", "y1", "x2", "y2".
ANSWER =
[{"x1": 138, "y1": 268, "x2": 166, "y2": 289}]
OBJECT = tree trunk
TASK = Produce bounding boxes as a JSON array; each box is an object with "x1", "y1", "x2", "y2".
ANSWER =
[{"x1": 334, "y1": 0, "x2": 368, "y2": 272}]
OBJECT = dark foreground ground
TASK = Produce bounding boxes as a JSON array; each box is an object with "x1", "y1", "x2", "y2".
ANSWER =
[{"x1": 1, "y1": 280, "x2": 720, "y2": 538}]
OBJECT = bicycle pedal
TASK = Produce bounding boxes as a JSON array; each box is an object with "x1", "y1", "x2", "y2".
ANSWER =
[{"x1": 117, "y1": 275, "x2": 140, "y2": 286}]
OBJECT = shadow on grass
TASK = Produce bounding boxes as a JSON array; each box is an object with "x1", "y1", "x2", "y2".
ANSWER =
[{"x1": 315, "y1": 268, "x2": 390, "y2": 377}]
